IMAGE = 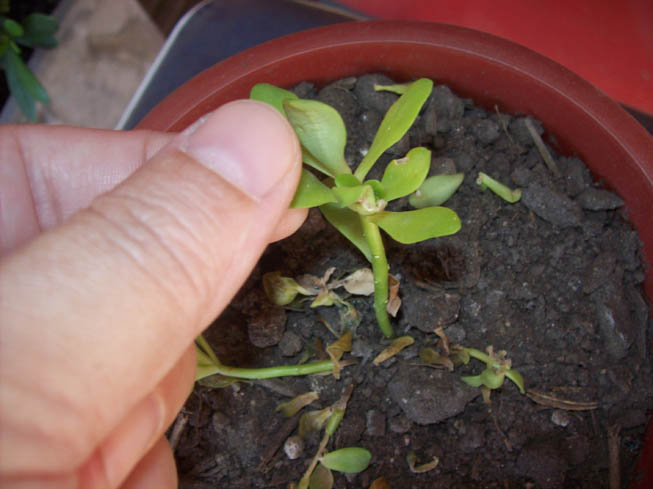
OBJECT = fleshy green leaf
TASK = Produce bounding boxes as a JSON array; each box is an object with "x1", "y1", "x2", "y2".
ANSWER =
[
  {"x1": 461, "y1": 375, "x2": 483, "y2": 388},
  {"x1": 284, "y1": 99, "x2": 350, "y2": 177},
  {"x1": 291, "y1": 169, "x2": 337, "y2": 208},
  {"x1": 309, "y1": 463, "x2": 334, "y2": 489},
  {"x1": 319, "y1": 204, "x2": 372, "y2": 261},
  {"x1": 250, "y1": 82, "x2": 297, "y2": 116},
  {"x1": 321, "y1": 447, "x2": 372, "y2": 474},
  {"x1": 15, "y1": 14, "x2": 58, "y2": 48},
  {"x1": 409, "y1": 173, "x2": 464, "y2": 208},
  {"x1": 370, "y1": 207, "x2": 461, "y2": 244},
  {"x1": 480, "y1": 368, "x2": 506, "y2": 389},
  {"x1": 335, "y1": 173, "x2": 361, "y2": 187},
  {"x1": 3, "y1": 18, "x2": 24, "y2": 37},
  {"x1": 476, "y1": 172, "x2": 521, "y2": 203},
  {"x1": 505, "y1": 368, "x2": 526, "y2": 394},
  {"x1": 380, "y1": 147, "x2": 431, "y2": 202},
  {"x1": 332, "y1": 184, "x2": 376, "y2": 209},
  {"x1": 354, "y1": 78, "x2": 433, "y2": 180},
  {"x1": 4, "y1": 48, "x2": 49, "y2": 120}
]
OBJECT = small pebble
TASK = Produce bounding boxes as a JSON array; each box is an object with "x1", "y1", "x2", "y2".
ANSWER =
[
  {"x1": 551, "y1": 410, "x2": 570, "y2": 427},
  {"x1": 283, "y1": 435, "x2": 304, "y2": 460}
]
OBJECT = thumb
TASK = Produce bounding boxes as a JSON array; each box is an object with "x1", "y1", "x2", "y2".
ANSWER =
[{"x1": 0, "y1": 100, "x2": 303, "y2": 477}]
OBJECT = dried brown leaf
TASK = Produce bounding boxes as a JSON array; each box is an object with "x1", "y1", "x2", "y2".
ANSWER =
[
  {"x1": 339, "y1": 268, "x2": 375, "y2": 296},
  {"x1": 526, "y1": 390, "x2": 599, "y2": 411},
  {"x1": 373, "y1": 336, "x2": 415, "y2": 365},
  {"x1": 407, "y1": 451, "x2": 439, "y2": 473},
  {"x1": 276, "y1": 392, "x2": 319, "y2": 418},
  {"x1": 327, "y1": 331, "x2": 352, "y2": 379},
  {"x1": 386, "y1": 274, "x2": 402, "y2": 317},
  {"x1": 369, "y1": 477, "x2": 391, "y2": 489},
  {"x1": 434, "y1": 326, "x2": 450, "y2": 355}
]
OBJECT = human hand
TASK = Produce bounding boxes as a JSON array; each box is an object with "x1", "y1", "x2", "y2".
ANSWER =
[{"x1": 0, "y1": 100, "x2": 305, "y2": 488}]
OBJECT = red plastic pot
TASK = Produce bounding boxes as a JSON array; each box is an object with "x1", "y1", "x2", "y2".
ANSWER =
[{"x1": 137, "y1": 20, "x2": 653, "y2": 486}]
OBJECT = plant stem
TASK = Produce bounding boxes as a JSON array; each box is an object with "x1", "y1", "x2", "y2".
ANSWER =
[
  {"x1": 360, "y1": 216, "x2": 395, "y2": 338},
  {"x1": 200, "y1": 360, "x2": 334, "y2": 380}
]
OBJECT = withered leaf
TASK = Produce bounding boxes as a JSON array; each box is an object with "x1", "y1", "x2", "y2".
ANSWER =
[
  {"x1": 407, "y1": 451, "x2": 439, "y2": 473},
  {"x1": 276, "y1": 391, "x2": 319, "y2": 418},
  {"x1": 373, "y1": 336, "x2": 415, "y2": 365},
  {"x1": 326, "y1": 331, "x2": 353, "y2": 379},
  {"x1": 387, "y1": 274, "x2": 402, "y2": 317}
]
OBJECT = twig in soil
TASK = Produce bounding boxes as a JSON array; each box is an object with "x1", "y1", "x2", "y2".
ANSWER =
[
  {"x1": 258, "y1": 414, "x2": 301, "y2": 472},
  {"x1": 524, "y1": 118, "x2": 561, "y2": 177},
  {"x1": 489, "y1": 406, "x2": 513, "y2": 452},
  {"x1": 494, "y1": 105, "x2": 515, "y2": 145},
  {"x1": 526, "y1": 390, "x2": 599, "y2": 410},
  {"x1": 168, "y1": 412, "x2": 188, "y2": 452},
  {"x1": 608, "y1": 424, "x2": 622, "y2": 489}
]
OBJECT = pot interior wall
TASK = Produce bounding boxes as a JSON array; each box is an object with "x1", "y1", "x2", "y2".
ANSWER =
[{"x1": 138, "y1": 22, "x2": 653, "y2": 311}]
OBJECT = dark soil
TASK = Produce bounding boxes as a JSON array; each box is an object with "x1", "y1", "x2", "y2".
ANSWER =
[{"x1": 175, "y1": 75, "x2": 652, "y2": 489}]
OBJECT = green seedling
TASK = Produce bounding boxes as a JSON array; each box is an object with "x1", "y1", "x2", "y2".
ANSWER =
[
  {"x1": 0, "y1": 7, "x2": 58, "y2": 120},
  {"x1": 476, "y1": 172, "x2": 521, "y2": 203},
  {"x1": 460, "y1": 346, "x2": 525, "y2": 398},
  {"x1": 195, "y1": 334, "x2": 334, "y2": 382},
  {"x1": 252, "y1": 79, "x2": 462, "y2": 338}
]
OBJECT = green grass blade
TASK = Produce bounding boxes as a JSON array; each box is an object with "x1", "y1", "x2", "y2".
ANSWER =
[
  {"x1": 4, "y1": 48, "x2": 49, "y2": 120},
  {"x1": 16, "y1": 14, "x2": 59, "y2": 48}
]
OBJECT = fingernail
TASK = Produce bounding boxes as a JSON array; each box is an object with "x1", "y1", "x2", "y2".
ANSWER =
[{"x1": 179, "y1": 100, "x2": 300, "y2": 200}]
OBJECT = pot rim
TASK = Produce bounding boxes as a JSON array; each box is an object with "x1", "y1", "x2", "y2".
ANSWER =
[{"x1": 137, "y1": 19, "x2": 653, "y2": 306}]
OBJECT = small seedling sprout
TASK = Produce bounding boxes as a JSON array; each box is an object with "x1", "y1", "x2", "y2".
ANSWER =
[
  {"x1": 460, "y1": 346, "x2": 525, "y2": 394},
  {"x1": 252, "y1": 79, "x2": 462, "y2": 338},
  {"x1": 476, "y1": 172, "x2": 521, "y2": 203}
]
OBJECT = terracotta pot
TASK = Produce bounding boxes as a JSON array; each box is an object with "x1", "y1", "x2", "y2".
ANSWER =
[{"x1": 136, "y1": 20, "x2": 653, "y2": 486}]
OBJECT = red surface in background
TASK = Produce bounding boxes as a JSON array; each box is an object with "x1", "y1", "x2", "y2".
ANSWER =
[{"x1": 337, "y1": 0, "x2": 653, "y2": 114}]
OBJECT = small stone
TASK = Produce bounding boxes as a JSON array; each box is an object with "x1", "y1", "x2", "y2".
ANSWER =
[
  {"x1": 472, "y1": 119, "x2": 500, "y2": 144},
  {"x1": 366, "y1": 409, "x2": 386, "y2": 437},
  {"x1": 576, "y1": 188, "x2": 624, "y2": 211},
  {"x1": 402, "y1": 287, "x2": 461, "y2": 333},
  {"x1": 248, "y1": 305, "x2": 286, "y2": 348},
  {"x1": 559, "y1": 156, "x2": 592, "y2": 197},
  {"x1": 388, "y1": 366, "x2": 479, "y2": 425},
  {"x1": 594, "y1": 277, "x2": 637, "y2": 360},
  {"x1": 212, "y1": 411, "x2": 230, "y2": 433},
  {"x1": 521, "y1": 183, "x2": 583, "y2": 228},
  {"x1": 279, "y1": 331, "x2": 303, "y2": 357},
  {"x1": 509, "y1": 117, "x2": 542, "y2": 146},
  {"x1": 389, "y1": 414, "x2": 412, "y2": 434},
  {"x1": 431, "y1": 157, "x2": 457, "y2": 175},
  {"x1": 354, "y1": 73, "x2": 398, "y2": 113},
  {"x1": 551, "y1": 410, "x2": 570, "y2": 427},
  {"x1": 511, "y1": 166, "x2": 533, "y2": 187},
  {"x1": 283, "y1": 435, "x2": 304, "y2": 460},
  {"x1": 582, "y1": 252, "x2": 617, "y2": 294},
  {"x1": 428, "y1": 85, "x2": 464, "y2": 133},
  {"x1": 444, "y1": 324, "x2": 466, "y2": 344}
]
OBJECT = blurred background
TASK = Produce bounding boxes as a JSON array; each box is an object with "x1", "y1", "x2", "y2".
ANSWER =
[{"x1": 2, "y1": 0, "x2": 651, "y2": 129}]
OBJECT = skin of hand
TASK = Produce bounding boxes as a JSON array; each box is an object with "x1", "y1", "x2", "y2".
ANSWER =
[{"x1": 0, "y1": 100, "x2": 307, "y2": 489}]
